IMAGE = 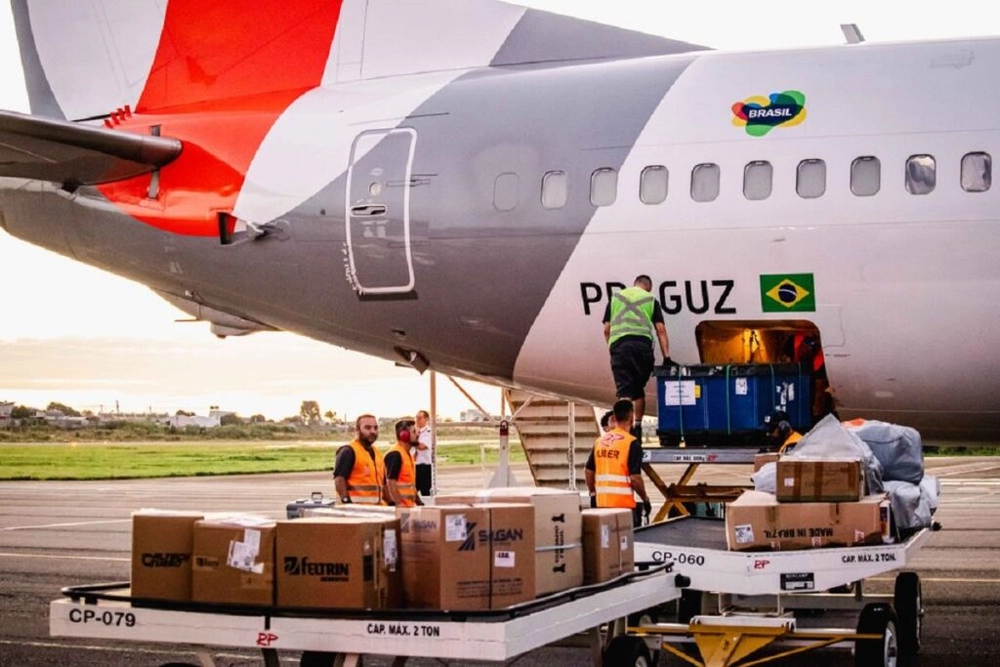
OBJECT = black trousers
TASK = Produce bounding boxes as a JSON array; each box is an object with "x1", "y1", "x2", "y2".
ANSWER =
[{"x1": 415, "y1": 464, "x2": 432, "y2": 496}]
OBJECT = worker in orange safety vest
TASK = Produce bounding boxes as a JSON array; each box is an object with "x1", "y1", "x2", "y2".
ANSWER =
[
  {"x1": 585, "y1": 399, "x2": 652, "y2": 527},
  {"x1": 385, "y1": 418, "x2": 423, "y2": 507},
  {"x1": 333, "y1": 414, "x2": 386, "y2": 505}
]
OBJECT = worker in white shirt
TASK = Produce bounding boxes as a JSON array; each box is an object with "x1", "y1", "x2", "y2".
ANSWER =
[{"x1": 413, "y1": 409, "x2": 434, "y2": 496}]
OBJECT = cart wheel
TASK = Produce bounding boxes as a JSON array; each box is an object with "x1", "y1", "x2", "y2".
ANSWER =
[
  {"x1": 894, "y1": 571, "x2": 922, "y2": 656},
  {"x1": 603, "y1": 636, "x2": 652, "y2": 667},
  {"x1": 300, "y1": 651, "x2": 337, "y2": 667},
  {"x1": 855, "y1": 602, "x2": 899, "y2": 667}
]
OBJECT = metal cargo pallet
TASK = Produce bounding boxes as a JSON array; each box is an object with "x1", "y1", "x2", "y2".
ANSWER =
[
  {"x1": 627, "y1": 517, "x2": 934, "y2": 666},
  {"x1": 51, "y1": 564, "x2": 685, "y2": 667},
  {"x1": 635, "y1": 517, "x2": 931, "y2": 596}
]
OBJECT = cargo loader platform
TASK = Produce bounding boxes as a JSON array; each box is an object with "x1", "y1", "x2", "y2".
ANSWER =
[
  {"x1": 629, "y1": 517, "x2": 934, "y2": 666},
  {"x1": 50, "y1": 564, "x2": 685, "y2": 667}
]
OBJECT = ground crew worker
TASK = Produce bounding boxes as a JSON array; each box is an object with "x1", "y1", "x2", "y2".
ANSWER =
[
  {"x1": 599, "y1": 410, "x2": 615, "y2": 433},
  {"x1": 603, "y1": 274, "x2": 671, "y2": 441},
  {"x1": 333, "y1": 414, "x2": 386, "y2": 505},
  {"x1": 585, "y1": 399, "x2": 652, "y2": 528},
  {"x1": 762, "y1": 410, "x2": 802, "y2": 454},
  {"x1": 385, "y1": 418, "x2": 423, "y2": 507}
]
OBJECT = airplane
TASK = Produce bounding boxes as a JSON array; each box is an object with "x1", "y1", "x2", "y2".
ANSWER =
[{"x1": 1, "y1": 0, "x2": 997, "y2": 443}]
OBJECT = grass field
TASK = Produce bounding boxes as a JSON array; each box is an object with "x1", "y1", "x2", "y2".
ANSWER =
[{"x1": 0, "y1": 439, "x2": 527, "y2": 481}]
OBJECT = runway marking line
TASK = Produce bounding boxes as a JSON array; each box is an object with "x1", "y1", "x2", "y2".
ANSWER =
[
  {"x1": 1, "y1": 518, "x2": 130, "y2": 531},
  {"x1": 0, "y1": 552, "x2": 129, "y2": 562}
]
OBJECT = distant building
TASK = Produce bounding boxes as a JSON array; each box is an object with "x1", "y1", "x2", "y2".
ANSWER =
[
  {"x1": 0, "y1": 402, "x2": 13, "y2": 427},
  {"x1": 460, "y1": 409, "x2": 492, "y2": 422},
  {"x1": 166, "y1": 414, "x2": 221, "y2": 429},
  {"x1": 41, "y1": 409, "x2": 88, "y2": 429}
]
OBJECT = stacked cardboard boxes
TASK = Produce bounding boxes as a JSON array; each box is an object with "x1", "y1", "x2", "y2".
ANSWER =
[
  {"x1": 436, "y1": 486, "x2": 583, "y2": 596},
  {"x1": 581, "y1": 508, "x2": 634, "y2": 584},
  {"x1": 130, "y1": 510, "x2": 204, "y2": 601},
  {"x1": 191, "y1": 516, "x2": 276, "y2": 606},
  {"x1": 397, "y1": 503, "x2": 535, "y2": 610}
]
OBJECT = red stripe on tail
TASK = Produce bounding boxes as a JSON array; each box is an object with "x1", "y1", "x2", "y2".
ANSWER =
[{"x1": 98, "y1": 0, "x2": 343, "y2": 236}]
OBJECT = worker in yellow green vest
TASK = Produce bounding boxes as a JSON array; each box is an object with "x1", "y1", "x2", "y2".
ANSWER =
[{"x1": 602, "y1": 275, "x2": 672, "y2": 441}]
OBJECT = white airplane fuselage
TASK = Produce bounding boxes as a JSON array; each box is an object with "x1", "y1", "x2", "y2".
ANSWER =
[{"x1": 2, "y1": 1, "x2": 998, "y2": 441}]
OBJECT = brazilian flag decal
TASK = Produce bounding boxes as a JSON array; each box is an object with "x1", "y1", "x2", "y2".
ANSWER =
[{"x1": 760, "y1": 274, "x2": 816, "y2": 312}]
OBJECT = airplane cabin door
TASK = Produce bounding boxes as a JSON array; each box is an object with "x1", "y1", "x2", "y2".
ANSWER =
[{"x1": 346, "y1": 128, "x2": 417, "y2": 296}]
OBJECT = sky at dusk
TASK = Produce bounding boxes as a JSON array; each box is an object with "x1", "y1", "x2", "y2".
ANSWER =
[{"x1": 1, "y1": 0, "x2": 998, "y2": 420}]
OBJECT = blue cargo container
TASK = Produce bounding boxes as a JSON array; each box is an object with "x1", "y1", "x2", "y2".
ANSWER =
[{"x1": 654, "y1": 364, "x2": 811, "y2": 446}]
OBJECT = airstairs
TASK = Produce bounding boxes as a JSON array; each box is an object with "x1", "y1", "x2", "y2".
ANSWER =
[{"x1": 503, "y1": 389, "x2": 600, "y2": 489}]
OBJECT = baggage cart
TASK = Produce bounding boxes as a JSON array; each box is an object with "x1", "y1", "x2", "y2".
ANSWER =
[
  {"x1": 50, "y1": 563, "x2": 686, "y2": 667},
  {"x1": 630, "y1": 517, "x2": 935, "y2": 666}
]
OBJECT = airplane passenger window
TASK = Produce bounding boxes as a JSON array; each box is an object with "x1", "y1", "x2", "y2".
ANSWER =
[
  {"x1": 905, "y1": 155, "x2": 936, "y2": 195},
  {"x1": 796, "y1": 159, "x2": 826, "y2": 198},
  {"x1": 850, "y1": 156, "x2": 880, "y2": 197},
  {"x1": 743, "y1": 161, "x2": 773, "y2": 200},
  {"x1": 493, "y1": 172, "x2": 519, "y2": 211},
  {"x1": 541, "y1": 170, "x2": 568, "y2": 209},
  {"x1": 961, "y1": 152, "x2": 992, "y2": 192},
  {"x1": 691, "y1": 163, "x2": 720, "y2": 202},
  {"x1": 591, "y1": 168, "x2": 618, "y2": 207},
  {"x1": 640, "y1": 165, "x2": 668, "y2": 204}
]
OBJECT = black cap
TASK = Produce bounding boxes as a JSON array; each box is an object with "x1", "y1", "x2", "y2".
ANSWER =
[{"x1": 762, "y1": 410, "x2": 790, "y2": 431}]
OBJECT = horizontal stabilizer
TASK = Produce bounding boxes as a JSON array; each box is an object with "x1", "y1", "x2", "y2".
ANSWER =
[{"x1": 0, "y1": 110, "x2": 182, "y2": 187}]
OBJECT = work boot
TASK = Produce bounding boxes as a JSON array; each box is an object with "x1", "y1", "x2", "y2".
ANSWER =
[{"x1": 631, "y1": 424, "x2": 643, "y2": 442}]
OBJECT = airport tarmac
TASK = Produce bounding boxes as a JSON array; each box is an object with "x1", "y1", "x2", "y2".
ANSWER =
[{"x1": 1, "y1": 456, "x2": 998, "y2": 666}]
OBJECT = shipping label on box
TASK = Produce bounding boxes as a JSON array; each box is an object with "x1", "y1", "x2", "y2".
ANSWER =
[
  {"x1": 726, "y1": 490, "x2": 890, "y2": 552},
  {"x1": 436, "y1": 486, "x2": 583, "y2": 596},
  {"x1": 131, "y1": 510, "x2": 204, "y2": 602},
  {"x1": 776, "y1": 457, "x2": 864, "y2": 502},
  {"x1": 192, "y1": 516, "x2": 275, "y2": 606}
]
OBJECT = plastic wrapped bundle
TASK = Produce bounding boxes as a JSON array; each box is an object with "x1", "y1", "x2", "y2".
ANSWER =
[{"x1": 844, "y1": 419, "x2": 924, "y2": 484}]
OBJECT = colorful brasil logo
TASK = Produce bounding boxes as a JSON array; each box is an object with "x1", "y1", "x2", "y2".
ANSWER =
[{"x1": 732, "y1": 91, "x2": 806, "y2": 137}]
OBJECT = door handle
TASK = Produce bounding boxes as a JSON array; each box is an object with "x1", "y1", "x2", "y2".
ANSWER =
[{"x1": 350, "y1": 205, "x2": 387, "y2": 216}]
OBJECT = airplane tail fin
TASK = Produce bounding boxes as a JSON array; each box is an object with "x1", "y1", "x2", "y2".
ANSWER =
[
  {"x1": 10, "y1": 0, "x2": 342, "y2": 121},
  {"x1": 11, "y1": 0, "x2": 706, "y2": 122}
]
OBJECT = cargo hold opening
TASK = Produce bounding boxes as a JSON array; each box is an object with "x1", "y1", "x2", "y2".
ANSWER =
[{"x1": 694, "y1": 319, "x2": 832, "y2": 423}]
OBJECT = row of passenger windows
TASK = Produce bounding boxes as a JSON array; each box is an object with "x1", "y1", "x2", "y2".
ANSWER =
[{"x1": 497, "y1": 152, "x2": 993, "y2": 211}]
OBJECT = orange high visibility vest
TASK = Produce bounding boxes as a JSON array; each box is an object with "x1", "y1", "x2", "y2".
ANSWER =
[
  {"x1": 389, "y1": 441, "x2": 418, "y2": 507},
  {"x1": 593, "y1": 428, "x2": 636, "y2": 509},
  {"x1": 345, "y1": 440, "x2": 385, "y2": 505},
  {"x1": 778, "y1": 430, "x2": 803, "y2": 454}
]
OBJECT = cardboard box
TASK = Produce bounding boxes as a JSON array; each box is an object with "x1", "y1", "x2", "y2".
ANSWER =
[
  {"x1": 776, "y1": 457, "x2": 864, "y2": 502},
  {"x1": 130, "y1": 510, "x2": 203, "y2": 601},
  {"x1": 753, "y1": 452, "x2": 781, "y2": 472},
  {"x1": 293, "y1": 506, "x2": 403, "y2": 607},
  {"x1": 398, "y1": 503, "x2": 535, "y2": 610},
  {"x1": 192, "y1": 516, "x2": 275, "y2": 606},
  {"x1": 581, "y1": 509, "x2": 634, "y2": 584},
  {"x1": 436, "y1": 487, "x2": 583, "y2": 595},
  {"x1": 725, "y1": 490, "x2": 891, "y2": 552},
  {"x1": 277, "y1": 517, "x2": 395, "y2": 609}
]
